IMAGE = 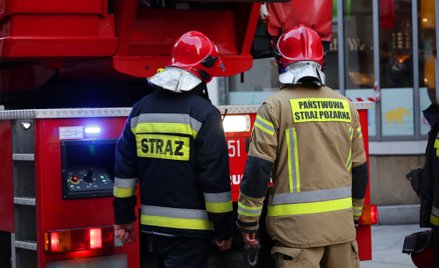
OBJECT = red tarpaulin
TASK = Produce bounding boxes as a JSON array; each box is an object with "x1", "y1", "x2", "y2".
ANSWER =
[{"x1": 266, "y1": 0, "x2": 333, "y2": 41}]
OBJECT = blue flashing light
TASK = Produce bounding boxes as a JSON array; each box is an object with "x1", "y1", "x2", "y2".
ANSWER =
[{"x1": 84, "y1": 126, "x2": 101, "y2": 134}]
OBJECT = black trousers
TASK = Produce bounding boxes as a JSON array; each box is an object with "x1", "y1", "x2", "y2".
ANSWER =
[{"x1": 149, "y1": 234, "x2": 212, "y2": 268}]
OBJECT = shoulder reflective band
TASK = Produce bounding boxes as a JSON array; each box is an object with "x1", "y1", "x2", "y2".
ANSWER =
[
  {"x1": 136, "y1": 134, "x2": 190, "y2": 161},
  {"x1": 349, "y1": 127, "x2": 354, "y2": 141},
  {"x1": 131, "y1": 113, "x2": 202, "y2": 139},
  {"x1": 290, "y1": 98, "x2": 351, "y2": 123},
  {"x1": 113, "y1": 177, "x2": 138, "y2": 198},
  {"x1": 141, "y1": 205, "x2": 213, "y2": 230},
  {"x1": 431, "y1": 206, "x2": 439, "y2": 226},
  {"x1": 346, "y1": 149, "x2": 352, "y2": 172},
  {"x1": 346, "y1": 127, "x2": 353, "y2": 172},
  {"x1": 254, "y1": 115, "x2": 275, "y2": 136},
  {"x1": 268, "y1": 186, "x2": 352, "y2": 217},
  {"x1": 204, "y1": 192, "x2": 233, "y2": 213},
  {"x1": 237, "y1": 202, "x2": 263, "y2": 217},
  {"x1": 356, "y1": 127, "x2": 363, "y2": 138},
  {"x1": 286, "y1": 128, "x2": 300, "y2": 193}
]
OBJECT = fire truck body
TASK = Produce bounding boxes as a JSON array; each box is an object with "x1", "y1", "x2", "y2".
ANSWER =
[{"x1": 0, "y1": 0, "x2": 376, "y2": 267}]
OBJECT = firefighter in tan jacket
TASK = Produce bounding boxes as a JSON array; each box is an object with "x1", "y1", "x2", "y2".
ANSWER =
[{"x1": 237, "y1": 25, "x2": 369, "y2": 267}]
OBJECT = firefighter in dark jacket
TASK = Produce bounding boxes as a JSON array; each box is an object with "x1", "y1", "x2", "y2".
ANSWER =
[
  {"x1": 236, "y1": 25, "x2": 369, "y2": 267},
  {"x1": 406, "y1": 60, "x2": 439, "y2": 266},
  {"x1": 113, "y1": 31, "x2": 233, "y2": 268},
  {"x1": 421, "y1": 93, "x2": 439, "y2": 266}
]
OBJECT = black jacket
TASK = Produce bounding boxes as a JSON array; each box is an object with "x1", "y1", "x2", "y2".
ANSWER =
[
  {"x1": 113, "y1": 89, "x2": 233, "y2": 240},
  {"x1": 420, "y1": 104, "x2": 439, "y2": 228}
]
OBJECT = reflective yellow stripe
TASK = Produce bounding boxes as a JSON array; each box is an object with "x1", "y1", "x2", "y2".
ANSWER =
[
  {"x1": 290, "y1": 98, "x2": 351, "y2": 123},
  {"x1": 434, "y1": 139, "x2": 439, "y2": 149},
  {"x1": 292, "y1": 128, "x2": 300, "y2": 192},
  {"x1": 205, "y1": 201, "x2": 233, "y2": 213},
  {"x1": 238, "y1": 202, "x2": 263, "y2": 211},
  {"x1": 237, "y1": 202, "x2": 263, "y2": 217},
  {"x1": 353, "y1": 206, "x2": 363, "y2": 217},
  {"x1": 346, "y1": 149, "x2": 352, "y2": 172},
  {"x1": 256, "y1": 115, "x2": 274, "y2": 128},
  {"x1": 267, "y1": 197, "x2": 352, "y2": 217},
  {"x1": 286, "y1": 128, "x2": 300, "y2": 192},
  {"x1": 254, "y1": 115, "x2": 275, "y2": 136},
  {"x1": 286, "y1": 128, "x2": 301, "y2": 192},
  {"x1": 133, "y1": 122, "x2": 198, "y2": 139},
  {"x1": 430, "y1": 214, "x2": 439, "y2": 226},
  {"x1": 286, "y1": 129, "x2": 293, "y2": 192},
  {"x1": 135, "y1": 134, "x2": 190, "y2": 161},
  {"x1": 114, "y1": 187, "x2": 135, "y2": 198},
  {"x1": 238, "y1": 210, "x2": 262, "y2": 217},
  {"x1": 141, "y1": 215, "x2": 213, "y2": 230},
  {"x1": 357, "y1": 127, "x2": 363, "y2": 138},
  {"x1": 349, "y1": 127, "x2": 354, "y2": 141},
  {"x1": 269, "y1": 186, "x2": 351, "y2": 205}
]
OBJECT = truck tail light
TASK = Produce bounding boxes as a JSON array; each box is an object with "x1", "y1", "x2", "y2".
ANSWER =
[
  {"x1": 45, "y1": 226, "x2": 118, "y2": 253},
  {"x1": 359, "y1": 204, "x2": 378, "y2": 225},
  {"x1": 223, "y1": 115, "x2": 250, "y2": 133},
  {"x1": 89, "y1": 228, "x2": 102, "y2": 249}
]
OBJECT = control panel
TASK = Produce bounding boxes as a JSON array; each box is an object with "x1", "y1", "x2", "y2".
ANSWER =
[
  {"x1": 66, "y1": 166, "x2": 113, "y2": 194},
  {"x1": 61, "y1": 139, "x2": 116, "y2": 199}
]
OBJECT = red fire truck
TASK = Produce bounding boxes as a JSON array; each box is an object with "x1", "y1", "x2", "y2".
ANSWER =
[{"x1": 0, "y1": 0, "x2": 377, "y2": 267}]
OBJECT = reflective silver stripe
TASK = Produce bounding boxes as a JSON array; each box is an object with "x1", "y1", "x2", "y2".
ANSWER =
[
  {"x1": 269, "y1": 186, "x2": 352, "y2": 205},
  {"x1": 349, "y1": 127, "x2": 354, "y2": 140},
  {"x1": 130, "y1": 113, "x2": 202, "y2": 132},
  {"x1": 114, "y1": 177, "x2": 138, "y2": 188},
  {"x1": 255, "y1": 116, "x2": 275, "y2": 133},
  {"x1": 141, "y1": 205, "x2": 209, "y2": 220},
  {"x1": 432, "y1": 206, "x2": 439, "y2": 217},
  {"x1": 203, "y1": 192, "x2": 232, "y2": 203},
  {"x1": 286, "y1": 128, "x2": 300, "y2": 193},
  {"x1": 237, "y1": 203, "x2": 263, "y2": 216}
]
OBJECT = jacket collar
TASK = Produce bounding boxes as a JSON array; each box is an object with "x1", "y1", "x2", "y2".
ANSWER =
[{"x1": 423, "y1": 104, "x2": 439, "y2": 127}]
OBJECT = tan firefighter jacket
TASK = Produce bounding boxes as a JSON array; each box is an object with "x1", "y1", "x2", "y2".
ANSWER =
[{"x1": 237, "y1": 85, "x2": 368, "y2": 248}]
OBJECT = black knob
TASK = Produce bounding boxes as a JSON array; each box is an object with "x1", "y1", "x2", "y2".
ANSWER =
[{"x1": 83, "y1": 168, "x2": 94, "y2": 183}]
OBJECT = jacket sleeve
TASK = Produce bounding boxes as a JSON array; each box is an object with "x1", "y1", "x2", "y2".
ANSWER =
[
  {"x1": 237, "y1": 102, "x2": 277, "y2": 232},
  {"x1": 113, "y1": 109, "x2": 139, "y2": 225},
  {"x1": 350, "y1": 106, "x2": 368, "y2": 222},
  {"x1": 196, "y1": 109, "x2": 233, "y2": 240}
]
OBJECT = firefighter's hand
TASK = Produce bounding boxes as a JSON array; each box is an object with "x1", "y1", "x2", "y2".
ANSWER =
[
  {"x1": 215, "y1": 238, "x2": 232, "y2": 251},
  {"x1": 242, "y1": 232, "x2": 259, "y2": 248},
  {"x1": 354, "y1": 218, "x2": 360, "y2": 228},
  {"x1": 115, "y1": 223, "x2": 136, "y2": 244}
]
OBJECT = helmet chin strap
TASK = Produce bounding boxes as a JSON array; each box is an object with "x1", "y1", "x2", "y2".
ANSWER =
[
  {"x1": 297, "y1": 77, "x2": 323, "y2": 88},
  {"x1": 191, "y1": 82, "x2": 211, "y2": 102}
]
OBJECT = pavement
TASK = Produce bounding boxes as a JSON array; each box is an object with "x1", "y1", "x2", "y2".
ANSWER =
[{"x1": 361, "y1": 224, "x2": 430, "y2": 268}]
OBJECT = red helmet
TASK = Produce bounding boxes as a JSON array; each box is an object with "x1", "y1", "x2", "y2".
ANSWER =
[
  {"x1": 275, "y1": 25, "x2": 324, "y2": 73},
  {"x1": 171, "y1": 31, "x2": 223, "y2": 83}
]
